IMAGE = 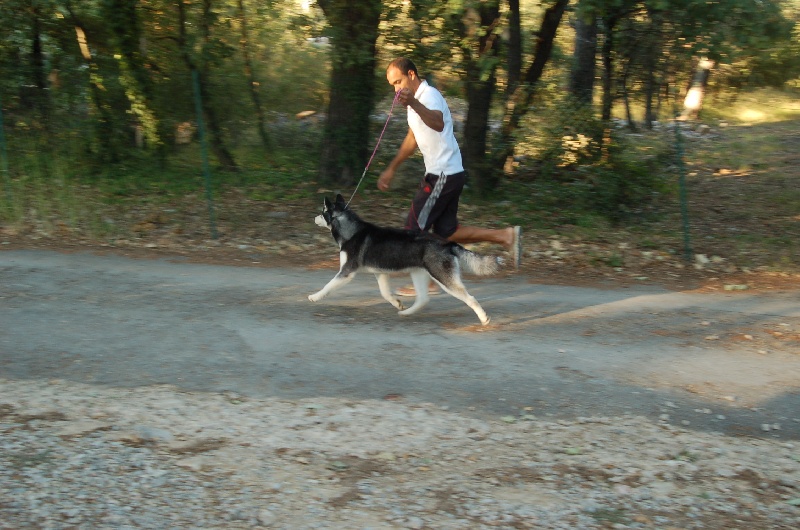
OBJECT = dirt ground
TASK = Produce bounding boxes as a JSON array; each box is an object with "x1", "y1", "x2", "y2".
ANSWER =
[
  {"x1": 2, "y1": 118, "x2": 800, "y2": 527},
  {"x1": 2, "y1": 117, "x2": 799, "y2": 294},
  {"x1": 1, "y1": 188, "x2": 797, "y2": 295}
]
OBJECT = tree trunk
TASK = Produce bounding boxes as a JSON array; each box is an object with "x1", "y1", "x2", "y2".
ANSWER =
[
  {"x1": 600, "y1": 16, "x2": 617, "y2": 122},
  {"x1": 317, "y1": 0, "x2": 381, "y2": 186},
  {"x1": 104, "y1": 0, "x2": 164, "y2": 151},
  {"x1": 202, "y1": 0, "x2": 238, "y2": 171},
  {"x1": 175, "y1": 0, "x2": 238, "y2": 171},
  {"x1": 26, "y1": 2, "x2": 51, "y2": 129},
  {"x1": 493, "y1": 0, "x2": 569, "y2": 173},
  {"x1": 505, "y1": 0, "x2": 522, "y2": 96},
  {"x1": 642, "y1": 8, "x2": 664, "y2": 129},
  {"x1": 236, "y1": 0, "x2": 272, "y2": 152},
  {"x1": 643, "y1": 59, "x2": 657, "y2": 128},
  {"x1": 568, "y1": 12, "x2": 597, "y2": 105},
  {"x1": 65, "y1": 2, "x2": 119, "y2": 163},
  {"x1": 621, "y1": 59, "x2": 636, "y2": 131},
  {"x1": 461, "y1": 1, "x2": 501, "y2": 192}
]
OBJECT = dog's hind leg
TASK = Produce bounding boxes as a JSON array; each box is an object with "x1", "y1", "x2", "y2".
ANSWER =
[
  {"x1": 397, "y1": 269, "x2": 431, "y2": 317},
  {"x1": 375, "y1": 273, "x2": 404, "y2": 310},
  {"x1": 435, "y1": 273, "x2": 491, "y2": 325}
]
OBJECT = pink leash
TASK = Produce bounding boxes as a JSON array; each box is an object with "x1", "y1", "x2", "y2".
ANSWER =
[{"x1": 345, "y1": 90, "x2": 401, "y2": 207}]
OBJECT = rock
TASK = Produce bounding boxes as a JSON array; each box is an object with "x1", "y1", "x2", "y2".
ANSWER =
[
  {"x1": 132, "y1": 425, "x2": 174, "y2": 442},
  {"x1": 257, "y1": 509, "x2": 276, "y2": 526},
  {"x1": 57, "y1": 420, "x2": 110, "y2": 438}
]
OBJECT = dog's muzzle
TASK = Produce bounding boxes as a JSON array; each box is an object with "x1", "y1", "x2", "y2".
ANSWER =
[{"x1": 314, "y1": 214, "x2": 329, "y2": 228}]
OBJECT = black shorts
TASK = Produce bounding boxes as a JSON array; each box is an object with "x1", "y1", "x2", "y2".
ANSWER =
[{"x1": 404, "y1": 171, "x2": 466, "y2": 238}]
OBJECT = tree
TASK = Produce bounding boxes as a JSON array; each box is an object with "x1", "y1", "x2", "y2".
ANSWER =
[
  {"x1": 64, "y1": 1, "x2": 120, "y2": 162},
  {"x1": 236, "y1": 0, "x2": 272, "y2": 151},
  {"x1": 583, "y1": 0, "x2": 794, "y2": 125},
  {"x1": 568, "y1": 7, "x2": 597, "y2": 105},
  {"x1": 459, "y1": 1, "x2": 502, "y2": 192},
  {"x1": 316, "y1": 0, "x2": 382, "y2": 185},
  {"x1": 505, "y1": 0, "x2": 522, "y2": 96},
  {"x1": 492, "y1": 0, "x2": 570, "y2": 174},
  {"x1": 175, "y1": 0, "x2": 238, "y2": 171},
  {"x1": 102, "y1": 0, "x2": 166, "y2": 151}
]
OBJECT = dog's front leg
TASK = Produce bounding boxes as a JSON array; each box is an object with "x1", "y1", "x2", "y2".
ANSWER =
[
  {"x1": 309, "y1": 251, "x2": 355, "y2": 302},
  {"x1": 308, "y1": 271, "x2": 355, "y2": 302},
  {"x1": 375, "y1": 273, "x2": 404, "y2": 310}
]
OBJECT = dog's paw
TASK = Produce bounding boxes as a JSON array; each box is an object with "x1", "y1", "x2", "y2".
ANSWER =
[
  {"x1": 308, "y1": 293, "x2": 322, "y2": 302},
  {"x1": 391, "y1": 299, "x2": 405, "y2": 311}
]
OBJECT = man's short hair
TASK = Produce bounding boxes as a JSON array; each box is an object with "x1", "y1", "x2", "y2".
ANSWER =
[{"x1": 388, "y1": 57, "x2": 418, "y2": 77}]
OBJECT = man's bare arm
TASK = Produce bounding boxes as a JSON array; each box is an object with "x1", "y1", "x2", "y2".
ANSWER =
[
  {"x1": 397, "y1": 89, "x2": 444, "y2": 132},
  {"x1": 378, "y1": 128, "x2": 418, "y2": 191}
]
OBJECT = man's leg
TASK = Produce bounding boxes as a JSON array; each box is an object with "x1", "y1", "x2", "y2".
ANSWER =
[
  {"x1": 449, "y1": 225, "x2": 522, "y2": 271},
  {"x1": 448, "y1": 225, "x2": 514, "y2": 247}
]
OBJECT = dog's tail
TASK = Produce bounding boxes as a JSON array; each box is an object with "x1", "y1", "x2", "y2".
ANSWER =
[{"x1": 452, "y1": 246, "x2": 501, "y2": 276}]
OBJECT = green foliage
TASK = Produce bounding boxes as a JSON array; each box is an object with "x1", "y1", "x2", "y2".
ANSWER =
[
  {"x1": 0, "y1": 0, "x2": 798, "y2": 237},
  {"x1": 516, "y1": 97, "x2": 675, "y2": 223}
]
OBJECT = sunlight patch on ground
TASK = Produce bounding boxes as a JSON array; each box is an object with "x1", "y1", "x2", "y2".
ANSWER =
[{"x1": 738, "y1": 108, "x2": 768, "y2": 122}]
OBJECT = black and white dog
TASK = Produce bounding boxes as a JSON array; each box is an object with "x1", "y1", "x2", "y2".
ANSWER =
[{"x1": 308, "y1": 194, "x2": 500, "y2": 325}]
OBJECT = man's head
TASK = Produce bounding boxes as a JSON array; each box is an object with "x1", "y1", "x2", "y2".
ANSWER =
[{"x1": 386, "y1": 57, "x2": 421, "y2": 95}]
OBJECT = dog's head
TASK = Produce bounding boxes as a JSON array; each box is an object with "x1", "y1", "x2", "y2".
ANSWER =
[{"x1": 315, "y1": 194, "x2": 348, "y2": 230}]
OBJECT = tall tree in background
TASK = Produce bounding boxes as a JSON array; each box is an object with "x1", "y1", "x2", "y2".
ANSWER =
[
  {"x1": 459, "y1": 1, "x2": 502, "y2": 192},
  {"x1": 568, "y1": 7, "x2": 597, "y2": 105},
  {"x1": 64, "y1": 1, "x2": 120, "y2": 162},
  {"x1": 505, "y1": 0, "x2": 522, "y2": 97},
  {"x1": 493, "y1": 0, "x2": 570, "y2": 174},
  {"x1": 102, "y1": 0, "x2": 165, "y2": 150},
  {"x1": 236, "y1": 0, "x2": 271, "y2": 152},
  {"x1": 640, "y1": 4, "x2": 665, "y2": 128},
  {"x1": 26, "y1": 0, "x2": 53, "y2": 129},
  {"x1": 584, "y1": 0, "x2": 793, "y2": 125},
  {"x1": 317, "y1": 0, "x2": 381, "y2": 185},
  {"x1": 175, "y1": 0, "x2": 238, "y2": 171}
]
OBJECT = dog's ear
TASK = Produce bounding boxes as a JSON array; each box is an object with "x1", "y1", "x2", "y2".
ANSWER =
[
  {"x1": 324, "y1": 197, "x2": 333, "y2": 211},
  {"x1": 335, "y1": 194, "x2": 346, "y2": 209}
]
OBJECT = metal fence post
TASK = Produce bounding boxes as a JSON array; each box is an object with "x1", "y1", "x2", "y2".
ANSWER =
[
  {"x1": 0, "y1": 95, "x2": 11, "y2": 206},
  {"x1": 674, "y1": 116, "x2": 693, "y2": 262}
]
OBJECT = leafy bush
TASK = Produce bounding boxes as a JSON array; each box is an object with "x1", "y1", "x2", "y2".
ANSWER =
[{"x1": 515, "y1": 98, "x2": 675, "y2": 223}]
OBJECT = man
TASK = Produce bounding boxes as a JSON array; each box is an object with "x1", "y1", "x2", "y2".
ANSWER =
[{"x1": 378, "y1": 57, "x2": 521, "y2": 296}]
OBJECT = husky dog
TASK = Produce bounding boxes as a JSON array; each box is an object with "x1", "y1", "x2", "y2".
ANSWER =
[{"x1": 309, "y1": 194, "x2": 500, "y2": 325}]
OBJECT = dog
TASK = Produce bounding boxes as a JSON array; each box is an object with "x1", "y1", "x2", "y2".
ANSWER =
[{"x1": 308, "y1": 194, "x2": 501, "y2": 325}]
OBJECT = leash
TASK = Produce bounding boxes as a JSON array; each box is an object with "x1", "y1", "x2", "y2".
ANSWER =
[{"x1": 345, "y1": 90, "x2": 401, "y2": 207}]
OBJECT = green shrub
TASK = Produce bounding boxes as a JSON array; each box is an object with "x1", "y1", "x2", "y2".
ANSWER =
[{"x1": 515, "y1": 97, "x2": 675, "y2": 223}]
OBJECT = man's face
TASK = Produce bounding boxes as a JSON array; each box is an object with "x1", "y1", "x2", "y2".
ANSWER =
[{"x1": 386, "y1": 66, "x2": 415, "y2": 94}]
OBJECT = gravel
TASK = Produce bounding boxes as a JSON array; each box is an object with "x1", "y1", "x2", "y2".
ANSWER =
[{"x1": 2, "y1": 378, "x2": 799, "y2": 529}]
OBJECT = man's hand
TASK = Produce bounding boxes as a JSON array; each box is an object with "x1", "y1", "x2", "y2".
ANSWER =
[
  {"x1": 396, "y1": 88, "x2": 415, "y2": 107},
  {"x1": 377, "y1": 169, "x2": 394, "y2": 191},
  {"x1": 397, "y1": 88, "x2": 444, "y2": 132}
]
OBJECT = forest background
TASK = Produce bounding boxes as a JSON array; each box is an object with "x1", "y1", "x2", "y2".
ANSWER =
[{"x1": 1, "y1": 0, "x2": 799, "y2": 285}]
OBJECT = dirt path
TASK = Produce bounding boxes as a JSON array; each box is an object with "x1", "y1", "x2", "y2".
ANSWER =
[
  {"x1": 2, "y1": 248, "x2": 800, "y2": 529},
  {"x1": 2, "y1": 249, "x2": 798, "y2": 439}
]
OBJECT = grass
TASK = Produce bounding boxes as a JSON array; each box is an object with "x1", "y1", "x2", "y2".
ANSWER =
[
  {"x1": 1, "y1": 89, "x2": 798, "y2": 275},
  {"x1": 588, "y1": 507, "x2": 628, "y2": 525}
]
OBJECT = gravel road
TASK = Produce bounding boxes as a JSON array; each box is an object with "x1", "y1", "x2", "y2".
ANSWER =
[{"x1": 1, "y1": 249, "x2": 799, "y2": 529}]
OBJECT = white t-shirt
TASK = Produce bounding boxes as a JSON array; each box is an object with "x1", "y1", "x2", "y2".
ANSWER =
[{"x1": 407, "y1": 81, "x2": 464, "y2": 176}]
